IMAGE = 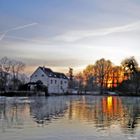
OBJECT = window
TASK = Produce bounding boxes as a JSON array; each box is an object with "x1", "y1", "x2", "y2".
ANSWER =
[
  {"x1": 51, "y1": 80, "x2": 53, "y2": 84},
  {"x1": 61, "y1": 80, "x2": 63, "y2": 85},
  {"x1": 55, "y1": 80, "x2": 57, "y2": 84},
  {"x1": 35, "y1": 75, "x2": 37, "y2": 77},
  {"x1": 42, "y1": 74, "x2": 44, "y2": 77},
  {"x1": 65, "y1": 81, "x2": 67, "y2": 84}
]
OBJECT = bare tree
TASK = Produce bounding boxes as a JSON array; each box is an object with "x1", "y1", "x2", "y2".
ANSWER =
[
  {"x1": 83, "y1": 65, "x2": 95, "y2": 91},
  {"x1": 10, "y1": 60, "x2": 25, "y2": 90},
  {"x1": 107, "y1": 66, "x2": 124, "y2": 89},
  {"x1": 94, "y1": 58, "x2": 113, "y2": 94},
  {"x1": 75, "y1": 72, "x2": 84, "y2": 93},
  {"x1": 68, "y1": 68, "x2": 74, "y2": 89},
  {"x1": 0, "y1": 57, "x2": 26, "y2": 91},
  {"x1": 0, "y1": 57, "x2": 11, "y2": 91}
]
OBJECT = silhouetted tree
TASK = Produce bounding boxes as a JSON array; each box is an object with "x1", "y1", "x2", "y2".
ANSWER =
[
  {"x1": 121, "y1": 56, "x2": 140, "y2": 94},
  {"x1": 111, "y1": 66, "x2": 124, "y2": 89},
  {"x1": 68, "y1": 68, "x2": 74, "y2": 89},
  {"x1": 0, "y1": 57, "x2": 11, "y2": 91},
  {"x1": 94, "y1": 58, "x2": 113, "y2": 94},
  {"x1": 10, "y1": 59, "x2": 25, "y2": 90},
  {"x1": 0, "y1": 57, "x2": 25, "y2": 91}
]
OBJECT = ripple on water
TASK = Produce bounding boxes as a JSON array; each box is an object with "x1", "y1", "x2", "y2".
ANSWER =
[{"x1": 0, "y1": 96, "x2": 140, "y2": 140}]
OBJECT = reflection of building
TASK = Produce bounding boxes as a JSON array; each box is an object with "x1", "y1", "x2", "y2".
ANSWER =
[
  {"x1": 0, "y1": 97, "x2": 68, "y2": 129},
  {"x1": 30, "y1": 97, "x2": 68, "y2": 125},
  {"x1": 1, "y1": 96, "x2": 140, "y2": 135},
  {"x1": 30, "y1": 66, "x2": 68, "y2": 94}
]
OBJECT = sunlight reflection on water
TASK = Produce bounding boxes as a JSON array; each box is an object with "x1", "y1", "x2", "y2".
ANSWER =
[{"x1": 0, "y1": 95, "x2": 140, "y2": 140}]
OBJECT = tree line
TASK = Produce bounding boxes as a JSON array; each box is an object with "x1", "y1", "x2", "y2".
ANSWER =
[
  {"x1": 0, "y1": 57, "x2": 26, "y2": 91},
  {"x1": 74, "y1": 57, "x2": 140, "y2": 95},
  {"x1": 1, "y1": 56, "x2": 140, "y2": 95}
]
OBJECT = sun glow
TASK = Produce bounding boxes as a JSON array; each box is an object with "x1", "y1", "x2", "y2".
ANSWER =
[
  {"x1": 106, "y1": 70, "x2": 125, "y2": 88},
  {"x1": 107, "y1": 96, "x2": 113, "y2": 111}
]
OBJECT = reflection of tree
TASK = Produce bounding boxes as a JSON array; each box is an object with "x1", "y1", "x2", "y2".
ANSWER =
[
  {"x1": 30, "y1": 96, "x2": 68, "y2": 126},
  {"x1": 67, "y1": 96, "x2": 140, "y2": 134},
  {"x1": 120, "y1": 98, "x2": 140, "y2": 134},
  {"x1": 0, "y1": 97, "x2": 69, "y2": 131},
  {"x1": 0, "y1": 98, "x2": 30, "y2": 132},
  {"x1": 68, "y1": 96, "x2": 123, "y2": 127},
  {"x1": 1, "y1": 96, "x2": 140, "y2": 135}
]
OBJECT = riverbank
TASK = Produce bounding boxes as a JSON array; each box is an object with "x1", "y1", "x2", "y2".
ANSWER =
[
  {"x1": 1, "y1": 90, "x2": 140, "y2": 97},
  {"x1": 0, "y1": 91, "x2": 46, "y2": 96}
]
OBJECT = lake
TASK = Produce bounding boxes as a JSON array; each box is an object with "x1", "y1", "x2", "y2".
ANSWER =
[{"x1": 0, "y1": 95, "x2": 140, "y2": 140}]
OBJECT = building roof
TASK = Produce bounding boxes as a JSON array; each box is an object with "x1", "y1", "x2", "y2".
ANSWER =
[{"x1": 39, "y1": 66, "x2": 68, "y2": 79}]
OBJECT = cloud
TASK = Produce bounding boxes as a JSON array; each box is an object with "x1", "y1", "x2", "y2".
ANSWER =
[
  {"x1": 9, "y1": 23, "x2": 38, "y2": 31},
  {"x1": 0, "y1": 23, "x2": 38, "y2": 41},
  {"x1": 5, "y1": 35, "x2": 49, "y2": 45},
  {"x1": 23, "y1": 58, "x2": 87, "y2": 74},
  {"x1": 0, "y1": 31, "x2": 7, "y2": 41},
  {"x1": 52, "y1": 21, "x2": 140, "y2": 42},
  {"x1": 21, "y1": 57, "x2": 87, "y2": 67}
]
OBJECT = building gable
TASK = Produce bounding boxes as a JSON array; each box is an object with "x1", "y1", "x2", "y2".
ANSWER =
[{"x1": 30, "y1": 66, "x2": 68, "y2": 94}]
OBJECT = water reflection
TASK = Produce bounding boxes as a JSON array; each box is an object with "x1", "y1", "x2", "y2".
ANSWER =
[
  {"x1": 121, "y1": 97, "x2": 140, "y2": 134},
  {"x1": 0, "y1": 96, "x2": 69, "y2": 130},
  {"x1": 0, "y1": 97, "x2": 30, "y2": 132},
  {"x1": 30, "y1": 96, "x2": 68, "y2": 125},
  {"x1": 68, "y1": 96, "x2": 140, "y2": 134},
  {"x1": 0, "y1": 96, "x2": 140, "y2": 135}
]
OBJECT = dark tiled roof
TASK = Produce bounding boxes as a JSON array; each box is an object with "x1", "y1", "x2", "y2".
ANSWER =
[
  {"x1": 54, "y1": 72, "x2": 68, "y2": 79},
  {"x1": 39, "y1": 67, "x2": 54, "y2": 77},
  {"x1": 39, "y1": 67, "x2": 68, "y2": 79},
  {"x1": 39, "y1": 67, "x2": 52, "y2": 73}
]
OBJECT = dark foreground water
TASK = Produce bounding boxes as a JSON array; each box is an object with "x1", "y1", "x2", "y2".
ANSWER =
[{"x1": 0, "y1": 96, "x2": 140, "y2": 140}]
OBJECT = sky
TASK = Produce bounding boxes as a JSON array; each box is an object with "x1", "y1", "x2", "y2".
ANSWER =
[{"x1": 0, "y1": 0, "x2": 140, "y2": 74}]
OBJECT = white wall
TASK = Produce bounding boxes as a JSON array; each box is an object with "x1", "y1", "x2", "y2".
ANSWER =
[
  {"x1": 58, "y1": 79, "x2": 68, "y2": 94},
  {"x1": 48, "y1": 78, "x2": 68, "y2": 94},
  {"x1": 30, "y1": 68, "x2": 68, "y2": 94},
  {"x1": 30, "y1": 68, "x2": 49, "y2": 86},
  {"x1": 48, "y1": 78, "x2": 58, "y2": 94}
]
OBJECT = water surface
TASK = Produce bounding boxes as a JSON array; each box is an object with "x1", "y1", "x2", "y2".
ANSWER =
[{"x1": 0, "y1": 95, "x2": 140, "y2": 140}]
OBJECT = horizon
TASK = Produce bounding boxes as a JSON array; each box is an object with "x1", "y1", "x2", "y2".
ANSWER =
[{"x1": 0, "y1": 0, "x2": 140, "y2": 75}]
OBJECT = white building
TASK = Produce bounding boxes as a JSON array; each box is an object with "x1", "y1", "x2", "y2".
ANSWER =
[{"x1": 30, "y1": 66, "x2": 69, "y2": 94}]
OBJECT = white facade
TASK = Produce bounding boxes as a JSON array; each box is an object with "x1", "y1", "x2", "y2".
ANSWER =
[{"x1": 30, "y1": 67, "x2": 68, "y2": 94}]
